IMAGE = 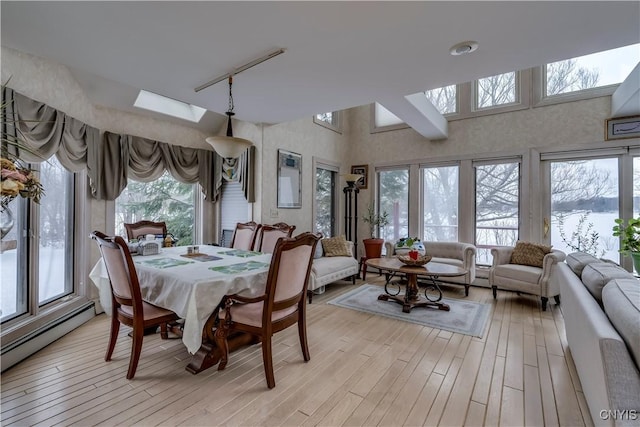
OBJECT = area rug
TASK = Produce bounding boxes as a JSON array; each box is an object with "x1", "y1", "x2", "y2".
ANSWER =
[{"x1": 327, "y1": 284, "x2": 491, "y2": 338}]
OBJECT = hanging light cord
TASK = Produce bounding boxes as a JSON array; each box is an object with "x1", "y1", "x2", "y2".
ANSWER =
[{"x1": 227, "y1": 76, "x2": 234, "y2": 114}]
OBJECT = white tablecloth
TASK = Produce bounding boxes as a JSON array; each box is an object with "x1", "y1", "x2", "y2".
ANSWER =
[{"x1": 89, "y1": 245, "x2": 271, "y2": 354}]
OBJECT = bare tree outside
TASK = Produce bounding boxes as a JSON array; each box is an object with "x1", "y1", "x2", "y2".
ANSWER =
[
  {"x1": 424, "y1": 85, "x2": 457, "y2": 115},
  {"x1": 477, "y1": 72, "x2": 516, "y2": 108},
  {"x1": 546, "y1": 59, "x2": 599, "y2": 96},
  {"x1": 315, "y1": 168, "x2": 335, "y2": 237}
]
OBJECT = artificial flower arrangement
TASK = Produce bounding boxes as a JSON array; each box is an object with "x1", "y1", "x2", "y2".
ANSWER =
[
  {"x1": 394, "y1": 237, "x2": 426, "y2": 256},
  {"x1": 1, "y1": 156, "x2": 44, "y2": 210}
]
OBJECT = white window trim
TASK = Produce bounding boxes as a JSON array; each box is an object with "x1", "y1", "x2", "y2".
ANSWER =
[
  {"x1": 312, "y1": 157, "x2": 340, "y2": 236},
  {"x1": 532, "y1": 65, "x2": 621, "y2": 107},
  {"x1": 313, "y1": 112, "x2": 342, "y2": 134}
]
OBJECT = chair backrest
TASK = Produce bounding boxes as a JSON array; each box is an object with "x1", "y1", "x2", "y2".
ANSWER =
[
  {"x1": 263, "y1": 232, "x2": 320, "y2": 316},
  {"x1": 90, "y1": 231, "x2": 143, "y2": 315},
  {"x1": 124, "y1": 220, "x2": 167, "y2": 241},
  {"x1": 231, "y1": 221, "x2": 261, "y2": 250},
  {"x1": 256, "y1": 222, "x2": 296, "y2": 253}
]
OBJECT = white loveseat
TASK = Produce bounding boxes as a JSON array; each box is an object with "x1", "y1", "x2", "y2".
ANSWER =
[
  {"x1": 384, "y1": 240, "x2": 477, "y2": 296},
  {"x1": 559, "y1": 252, "x2": 640, "y2": 426},
  {"x1": 308, "y1": 240, "x2": 359, "y2": 303}
]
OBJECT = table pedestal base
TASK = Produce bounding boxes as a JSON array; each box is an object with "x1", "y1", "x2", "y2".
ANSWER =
[
  {"x1": 378, "y1": 272, "x2": 450, "y2": 313},
  {"x1": 186, "y1": 331, "x2": 259, "y2": 374}
]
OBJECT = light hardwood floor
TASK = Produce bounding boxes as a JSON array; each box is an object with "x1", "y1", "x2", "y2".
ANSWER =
[{"x1": 1, "y1": 276, "x2": 594, "y2": 426}]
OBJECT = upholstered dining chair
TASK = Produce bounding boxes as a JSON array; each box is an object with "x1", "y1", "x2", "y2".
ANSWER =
[
  {"x1": 489, "y1": 242, "x2": 566, "y2": 311},
  {"x1": 123, "y1": 220, "x2": 167, "y2": 241},
  {"x1": 214, "y1": 232, "x2": 320, "y2": 389},
  {"x1": 230, "y1": 221, "x2": 261, "y2": 251},
  {"x1": 254, "y1": 222, "x2": 296, "y2": 253},
  {"x1": 90, "y1": 231, "x2": 179, "y2": 379}
]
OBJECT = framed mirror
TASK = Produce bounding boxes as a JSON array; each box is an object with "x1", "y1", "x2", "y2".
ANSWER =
[{"x1": 277, "y1": 150, "x2": 302, "y2": 208}]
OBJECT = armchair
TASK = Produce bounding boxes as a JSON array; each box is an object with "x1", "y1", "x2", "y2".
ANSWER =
[
  {"x1": 489, "y1": 245, "x2": 566, "y2": 311},
  {"x1": 124, "y1": 220, "x2": 167, "y2": 241}
]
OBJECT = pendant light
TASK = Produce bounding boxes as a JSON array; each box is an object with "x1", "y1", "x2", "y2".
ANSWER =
[{"x1": 205, "y1": 76, "x2": 253, "y2": 159}]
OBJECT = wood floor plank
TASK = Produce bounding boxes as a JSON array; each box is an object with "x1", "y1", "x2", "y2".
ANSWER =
[
  {"x1": 548, "y1": 353, "x2": 585, "y2": 427},
  {"x1": 524, "y1": 364, "x2": 544, "y2": 427},
  {"x1": 536, "y1": 345, "x2": 559, "y2": 427},
  {"x1": 464, "y1": 401, "x2": 487, "y2": 426},
  {"x1": 500, "y1": 386, "x2": 524, "y2": 427},
  {"x1": 484, "y1": 356, "x2": 506, "y2": 426},
  {"x1": 470, "y1": 318, "x2": 501, "y2": 405},
  {"x1": 504, "y1": 320, "x2": 524, "y2": 390},
  {"x1": 423, "y1": 356, "x2": 463, "y2": 426}
]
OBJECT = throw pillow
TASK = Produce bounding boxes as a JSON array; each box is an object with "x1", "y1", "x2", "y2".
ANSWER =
[
  {"x1": 321, "y1": 236, "x2": 351, "y2": 257},
  {"x1": 510, "y1": 241, "x2": 552, "y2": 268}
]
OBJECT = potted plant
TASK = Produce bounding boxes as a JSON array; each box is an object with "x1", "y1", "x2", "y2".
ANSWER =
[
  {"x1": 362, "y1": 204, "x2": 389, "y2": 259},
  {"x1": 612, "y1": 217, "x2": 640, "y2": 274}
]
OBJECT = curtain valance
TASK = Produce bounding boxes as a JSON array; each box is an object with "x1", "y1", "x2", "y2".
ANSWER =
[{"x1": 2, "y1": 87, "x2": 254, "y2": 203}]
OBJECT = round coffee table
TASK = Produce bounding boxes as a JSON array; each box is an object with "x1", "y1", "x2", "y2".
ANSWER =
[{"x1": 365, "y1": 257, "x2": 466, "y2": 313}]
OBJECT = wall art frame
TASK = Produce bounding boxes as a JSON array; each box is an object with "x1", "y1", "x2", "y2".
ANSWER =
[
  {"x1": 350, "y1": 164, "x2": 368, "y2": 189},
  {"x1": 277, "y1": 149, "x2": 302, "y2": 208},
  {"x1": 605, "y1": 115, "x2": 640, "y2": 141}
]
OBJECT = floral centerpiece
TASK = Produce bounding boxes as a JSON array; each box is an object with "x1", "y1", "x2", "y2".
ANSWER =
[
  {"x1": 394, "y1": 237, "x2": 426, "y2": 256},
  {"x1": 1, "y1": 157, "x2": 44, "y2": 210}
]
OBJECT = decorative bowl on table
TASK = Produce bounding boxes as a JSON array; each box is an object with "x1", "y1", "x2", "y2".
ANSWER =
[{"x1": 397, "y1": 254, "x2": 432, "y2": 266}]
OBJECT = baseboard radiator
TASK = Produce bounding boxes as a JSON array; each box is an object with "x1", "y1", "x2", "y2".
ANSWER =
[{"x1": 1, "y1": 302, "x2": 95, "y2": 372}]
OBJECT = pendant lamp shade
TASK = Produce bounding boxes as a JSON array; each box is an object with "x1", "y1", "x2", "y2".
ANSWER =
[{"x1": 206, "y1": 76, "x2": 253, "y2": 159}]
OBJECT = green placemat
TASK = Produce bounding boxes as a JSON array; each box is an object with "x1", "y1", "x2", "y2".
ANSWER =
[
  {"x1": 210, "y1": 261, "x2": 269, "y2": 274},
  {"x1": 136, "y1": 257, "x2": 194, "y2": 269},
  {"x1": 219, "y1": 249, "x2": 263, "y2": 258}
]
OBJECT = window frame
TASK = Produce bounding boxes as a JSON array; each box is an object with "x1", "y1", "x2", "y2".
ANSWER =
[
  {"x1": 313, "y1": 111, "x2": 342, "y2": 134},
  {"x1": 312, "y1": 157, "x2": 340, "y2": 237}
]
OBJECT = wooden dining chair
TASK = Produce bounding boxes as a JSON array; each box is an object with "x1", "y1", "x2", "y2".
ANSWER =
[
  {"x1": 123, "y1": 220, "x2": 167, "y2": 241},
  {"x1": 214, "y1": 232, "x2": 320, "y2": 388},
  {"x1": 255, "y1": 222, "x2": 296, "y2": 253},
  {"x1": 90, "y1": 231, "x2": 179, "y2": 379},
  {"x1": 230, "y1": 221, "x2": 261, "y2": 251}
]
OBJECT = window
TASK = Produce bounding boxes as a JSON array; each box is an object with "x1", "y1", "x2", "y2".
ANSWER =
[
  {"x1": 476, "y1": 71, "x2": 517, "y2": 109},
  {"x1": 635, "y1": 156, "x2": 640, "y2": 217},
  {"x1": 373, "y1": 103, "x2": 405, "y2": 129},
  {"x1": 115, "y1": 171, "x2": 195, "y2": 246},
  {"x1": 220, "y1": 181, "x2": 249, "y2": 236},
  {"x1": 545, "y1": 43, "x2": 640, "y2": 97},
  {"x1": 422, "y1": 165, "x2": 459, "y2": 241},
  {"x1": 134, "y1": 90, "x2": 206, "y2": 123},
  {"x1": 1, "y1": 157, "x2": 75, "y2": 323},
  {"x1": 315, "y1": 166, "x2": 337, "y2": 237},
  {"x1": 424, "y1": 85, "x2": 457, "y2": 115},
  {"x1": 378, "y1": 168, "x2": 409, "y2": 242},
  {"x1": 549, "y1": 158, "x2": 619, "y2": 260},
  {"x1": 475, "y1": 161, "x2": 520, "y2": 265},
  {"x1": 313, "y1": 111, "x2": 342, "y2": 133}
]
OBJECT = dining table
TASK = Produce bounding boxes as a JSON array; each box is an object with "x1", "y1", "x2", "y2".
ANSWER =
[{"x1": 89, "y1": 244, "x2": 272, "y2": 374}]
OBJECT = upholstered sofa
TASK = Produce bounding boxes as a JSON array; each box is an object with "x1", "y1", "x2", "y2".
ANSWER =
[
  {"x1": 559, "y1": 252, "x2": 640, "y2": 426},
  {"x1": 384, "y1": 240, "x2": 477, "y2": 296},
  {"x1": 308, "y1": 240, "x2": 359, "y2": 303}
]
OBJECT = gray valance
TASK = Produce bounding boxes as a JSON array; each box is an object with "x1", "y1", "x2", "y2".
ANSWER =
[{"x1": 2, "y1": 87, "x2": 254, "y2": 203}]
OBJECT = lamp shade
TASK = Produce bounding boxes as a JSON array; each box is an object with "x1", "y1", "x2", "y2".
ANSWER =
[
  {"x1": 205, "y1": 135, "x2": 253, "y2": 159},
  {"x1": 343, "y1": 173, "x2": 363, "y2": 184}
]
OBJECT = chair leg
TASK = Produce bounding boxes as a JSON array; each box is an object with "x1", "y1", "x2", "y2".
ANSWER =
[
  {"x1": 127, "y1": 326, "x2": 144, "y2": 379},
  {"x1": 464, "y1": 285, "x2": 470, "y2": 297},
  {"x1": 262, "y1": 336, "x2": 276, "y2": 389},
  {"x1": 105, "y1": 315, "x2": 120, "y2": 362},
  {"x1": 492, "y1": 286, "x2": 497, "y2": 299},
  {"x1": 352, "y1": 274, "x2": 356, "y2": 285},
  {"x1": 298, "y1": 318, "x2": 310, "y2": 362},
  {"x1": 307, "y1": 290, "x2": 313, "y2": 304},
  {"x1": 159, "y1": 323, "x2": 169, "y2": 340},
  {"x1": 554, "y1": 295, "x2": 560, "y2": 305},
  {"x1": 541, "y1": 297, "x2": 548, "y2": 311},
  {"x1": 213, "y1": 324, "x2": 230, "y2": 371}
]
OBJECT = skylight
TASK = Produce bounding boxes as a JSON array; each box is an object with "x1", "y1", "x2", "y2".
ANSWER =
[{"x1": 134, "y1": 90, "x2": 206, "y2": 123}]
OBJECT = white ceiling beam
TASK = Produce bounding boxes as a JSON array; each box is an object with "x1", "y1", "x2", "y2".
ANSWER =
[
  {"x1": 379, "y1": 95, "x2": 448, "y2": 140},
  {"x1": 611, "y1": 62, "x2": 640, "y2": 118}
]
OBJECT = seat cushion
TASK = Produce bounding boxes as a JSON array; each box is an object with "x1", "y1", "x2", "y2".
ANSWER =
[
  {"x1": 581, "y1": 262, "x2": 635, "y2": 303},
  {"x1": 602, "y1": 278, "x2": 640, "y2": 368},
  {"x1": 492, "y1": 264, "x2": 542, "y2": 286},
  {"x1": 565, "y1": 252, "x2": 600, "y2": 276},
  {"x1": 510, "y1": 241, "x2": 552, "y2": 268},
  {"x1": 220, "y1": 301, "x2": 297, "y2": 328},
  {"x1": 119, "y1": 300, "x2": 176, "y2": 322}
]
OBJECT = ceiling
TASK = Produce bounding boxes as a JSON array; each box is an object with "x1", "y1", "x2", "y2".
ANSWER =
[{"x1": 2, "y1": 1, "x2": 639, "y2": 135}]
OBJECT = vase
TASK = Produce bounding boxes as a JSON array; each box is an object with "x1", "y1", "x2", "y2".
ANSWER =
[{"x1": 1, "y1": 206, "x2": 15, "y2": 239}]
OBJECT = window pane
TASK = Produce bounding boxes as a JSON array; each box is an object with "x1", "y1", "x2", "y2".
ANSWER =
[
  {"x1": 476, "y1": 72, "x2": 517, "y2": 109},
  {"x1": 220, "y1": 181, "x2": 248, "y2": 234},
  {"x1": 315, "y1": 167, "x2": 335, "y2": 237},
  {"x1": 423, "y1": 166, "x2": 458, "y2": 241},
  {"x1": 38, "y1": 157, "x2": 73, "y2": 305},
  {"x1": 315, "y1": 112, "x2": 336, "y2": 126},
  {"x1": 546, "y1": 43, "x2": 640, "y2": 96},
  {"x1": 374, "y1": 103, "x2": 404, "y2": 127},
  {"x1": 550, "y1": 159, "x2": 619, "y2": 260},
  {"x1": 1, "y1": 197, "x2": 26, "y2": 321},
  {"x1": 424, "y1": 85, "x2": 457, "y2": 114},
  {"x1": 378, "y1": 169, "x2": 409, "y2": 242},
  {"x1": 115, "y1": 171, "x2": 195, "y2": 246},
  {"x1": 475, "y1": 162, "x2": 520, "y2": 264}
]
